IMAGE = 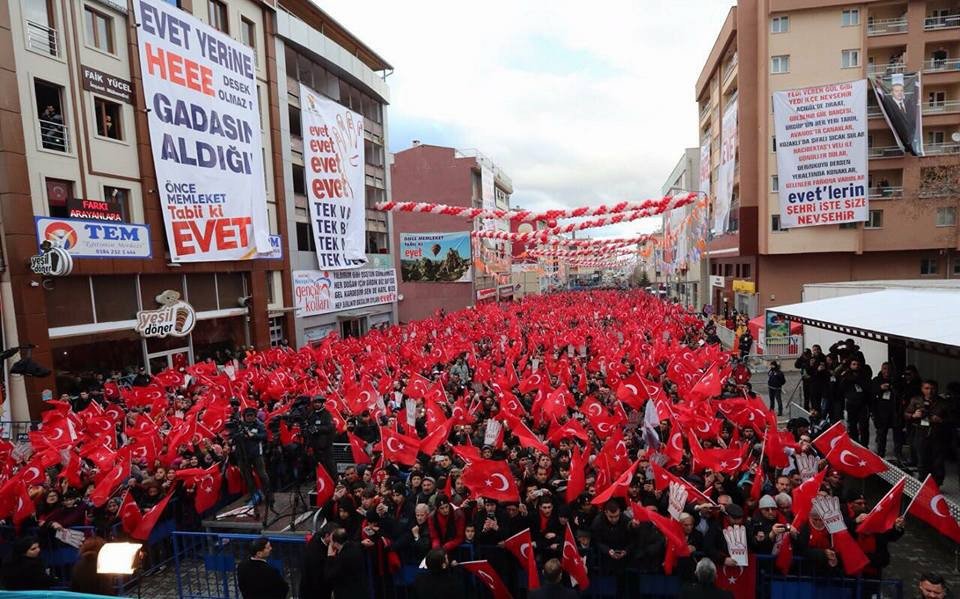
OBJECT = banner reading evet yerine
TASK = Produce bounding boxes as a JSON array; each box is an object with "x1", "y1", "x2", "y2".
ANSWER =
[
  {"x1": 133, "y1": 0, "x2": 271, "y2": 262},
  {"x1": 773, "y1": 80, "x2": 868, "y2": 228},
  {"x1": 299, "y1": 84, "x2": 367, "y2": 270}
]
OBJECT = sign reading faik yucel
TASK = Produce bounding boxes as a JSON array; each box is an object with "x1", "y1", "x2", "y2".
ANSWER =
[{"x1": 133, "y1": 0, "x2": 271, "y2": 262}]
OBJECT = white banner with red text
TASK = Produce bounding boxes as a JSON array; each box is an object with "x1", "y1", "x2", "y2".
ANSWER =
[{"x1": 293, "y1": 269, "x2": 397, "y2": 317}]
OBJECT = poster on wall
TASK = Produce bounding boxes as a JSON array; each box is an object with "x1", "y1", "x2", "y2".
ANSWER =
[
  {"x1": 870, "y1": 72, "x2": 923, "y2": 157},
  {"x1": 293, "y1": 269, "x2": 397, "y2": 317},
  {"x1": 773, "y1": 80, "x2": 868, "y2": 228},
  {"x1": 400, "y1": 232, "x2": 472, "y2": 282},
  {"x1": 133, "y1": 0, "x2": 271, "y2": 262},
  {"x1": 299, "y1": 84, "x2": 367, "y2": 270},
  {"x1": 699, "y1": 138, "x2": 711, "y2": 196},
  {"x1": 35, "y1": 216, "x2": 151, "y2": 259},
  {"x1": 714, "y1": 99, "x2": 737, "y2": 235}
]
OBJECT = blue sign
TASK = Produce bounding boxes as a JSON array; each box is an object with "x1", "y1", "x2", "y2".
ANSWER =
[{"x1": 35, "y1": 216, "x2": 151, "y2": 259}]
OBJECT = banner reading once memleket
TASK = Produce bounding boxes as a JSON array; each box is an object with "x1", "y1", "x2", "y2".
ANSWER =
[
  {"x1": 300, "y1": 84, "x2": 367, "y2": 270},
  {"x1": 133, "y1": 0, "x2": 271, "y2": 262},
  {"x1": 773, "y1": 80, "x2": 868, "y2": 228}
]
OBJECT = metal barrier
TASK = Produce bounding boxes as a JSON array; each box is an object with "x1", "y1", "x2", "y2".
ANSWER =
[
  {"x1": 0, "y1": 419, "x2": 39, "y2": 439},
  {"x1": 760, "y1": 334, "x2": 803, "y2": 359}
]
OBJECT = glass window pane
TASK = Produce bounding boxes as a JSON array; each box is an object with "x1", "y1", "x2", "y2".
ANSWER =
[
  {"x1": 140, "y1": 274, "x2": 184, "y2": 310},
  {"x1": 216, "y1": 273, "x2": 245, "y2": 310},
  {"x1": 192, "y1": 316, "x2": 247, "y2": 362},
  {"x1": 48, "y1": 277, "x2": 94, "y2": 328},
  {"x1": 51, "y1": 330, "x2": 143, "y2": 396},
  {"x1": 186, "y1": 273, "x2": 218, "y2": 312},
  {"x1": 92, "y1": 276, "x2": 138, "y2": 322}
]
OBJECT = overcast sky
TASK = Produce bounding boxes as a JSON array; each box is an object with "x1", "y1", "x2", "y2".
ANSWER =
[{"x1": 316, "y1": 0, "x2": 737, "y2": 237}]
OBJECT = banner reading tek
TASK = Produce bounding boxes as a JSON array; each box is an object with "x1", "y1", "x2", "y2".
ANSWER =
[
  {"x1": 133, "y1": 0, "x2": 271, "y2": 262},
  {"x1": 773, "y1": 80, "x2": 868, "y2": 228},
  {"x1": 293, "y1": 269, "x2": 397, "y2": 317}
]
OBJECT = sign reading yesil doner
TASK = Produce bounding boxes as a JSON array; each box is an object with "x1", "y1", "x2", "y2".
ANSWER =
[
  {"x1": 35, "y1": 216, "x2": 151, "y2": 259},
  {"x1": 293, "y1": 269, "x2": 397, "y2": 317}
]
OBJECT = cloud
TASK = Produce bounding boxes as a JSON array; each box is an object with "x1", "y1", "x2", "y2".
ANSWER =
[{"x1": 313, "y1": 0, "x2": 735, "y2": 237}]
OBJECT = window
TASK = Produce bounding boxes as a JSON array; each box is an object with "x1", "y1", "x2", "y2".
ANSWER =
[
  {"x1": 84, "y1": 7, "x2": 114, "y2": 53},
  {"x1": 953, "y1": 256, "x2": 960, "y2": 276},
  {"x1": 771, "y1": 55, "x2": 790, "y2": 74},
  {"x1": 771, "y1": 16, "x2": 789, "y2": 33},
  {"x1": 841, "y1": 49, "x2": 860, "y2": 69},
  {"x1": 288, "y1": 105, "x2": 301, "y2": 137},
  {"x1": 771, "y1": 215, "x2": 788, "y2": 231},
  {"x1": 94, "y1": 97, "x2": 122, "y2": 140},
  {"x1": 742, "y1": 264, "x2": 751, "y2": 278},
  {"x1": 723, "y1": 264, "x2": 733, "y2": 277},
  {"x1": 734, "y1": 264, "x2": 742, "y2": 278},
  {"x1": 936, "y1": 207, "x2": 957, "y2": 226},
  {"x1": 771, "y1": 175, "x2": 779, "y2": 192},
  {"x1": 929, "y1": 91, "x2": 946, "y2": 108},
  {"x1": 208, "y1": 0, "x2": 228, "y2": 33},
  {"x1": 364, "y1": 139, "x2": 384, "y2": 167},
  {"x1": 102, "y1": 186, "x2": 130, "y2": 221},
  {"x1": 296, "y1": 222, "x2": 315, "y2": 252},
  {"x1": 839, "y1": 222, "x2": 858, "y2": 229},
  {"x1": 46, "y1": 178, "x2": 74, "y2": 218},
  {"x1": 35, "y1": 79, "x2": 67, "y2": 152},
  {"x1": 241, "y1": 17, "x2": 255, "y2": 50},
  {"x1": 842, "y1": 9, "x2": 860, "y2": 27},
  {"x1": 772, "y1": 136, "x2": 777, "y2": 152},
  {"x1": 866, "y1": 209, "x2": 883, "y2": 228},
  {"x1": 292, "y1": 164, "x2": 306, "y2": 195},
  {"x1": 365, "y1": 185, "x2": 384, "y2": 210},
  {"x1": 921, "y1": 257, "x2": 939, "y2": 275},
  {"x1": 366, "y1": 231, "x2": 388, "y2": 254},
  {"x1": 928, "y1": 130, "x2": 945, "y2": 145}
]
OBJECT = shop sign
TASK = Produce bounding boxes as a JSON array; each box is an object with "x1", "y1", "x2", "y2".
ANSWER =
[
  {"x1": 30, "y1": 245, "x2": 73, "y2": 276},
  {"x1": 67, "y1": 198, "x2": 123, "y2": 222},
  {"x1": 710, "y1": 275, "x2": 724, "y2": 288},
  {"x1": 498, "y1": 284, "x2": 514, "y2": 299},
  {"x1": 35, "y1": 217, "x2": 151, "y2": 259},
  {"x1": 476, "y1": 288, "x2": 497, "y2": 301},
  {"x1": 256, "y1": 235, "x2": 283, "y2": 260},
  {"x1": 80, "y1": 65, "x2": 133, "y2": 103},
  {"x1": 293, "y1": 269, "x2": 397, "y2": 317},
  {"x1": 135, "y1": 290, "x2": 196, "y2": 338},
  {"x1": 732, "y1": 279, "x2": 755, "y2": 294}
]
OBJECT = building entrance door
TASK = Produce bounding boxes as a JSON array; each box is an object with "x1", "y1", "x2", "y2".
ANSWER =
[{"x1": 147, "y1": 348, "x2": 190, "y2": 374}]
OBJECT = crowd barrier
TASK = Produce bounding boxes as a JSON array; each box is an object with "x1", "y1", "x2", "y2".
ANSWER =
[
  {"x1": 0, "y1": 420, "x2": 39, "y2": 440},
  {"x1": 168, "y1": 531, "x2": 903, "y2": 599}
]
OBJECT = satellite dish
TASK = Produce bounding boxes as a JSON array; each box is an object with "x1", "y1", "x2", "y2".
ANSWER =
[{"x1": 951, "y1": 131, "x2": 960, "y2": 143}]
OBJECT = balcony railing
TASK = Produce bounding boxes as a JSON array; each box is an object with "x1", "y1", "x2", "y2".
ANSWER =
[
  {"x1": 868, "y1": 62, "x2": 905, "y2": 76},
  {"x1": 722, "y1": 55, "x2": 738, "y2": 82},
  {"x1": 868, "y1": 145, "x2": 904, "y2": 158},
  {"x1": 923, "y1": 99, "x2": 960, "y2": 114},
  {"x1": 867, "y1": 105, "x2": 883, "y2": 117},
  {"x1": 925, "y1": 141, "x2": 960, "y2": 155},
  {"x1": 39, "y1": 119, "x2": 68, "y2": 153},
  {"x1": 923, "y1": 57, "x2": 960, "y2": 72},
  {"x1": 924, "y1": 14, "x2": 960, "y2": 30},
  {"x1": 868, "y1": 186, "x2": 903, "y2": 199},
  {"x1": 867, "y1": 17, "x2": 908, "y2": 36},
  {"x1": 25, "y1": 20, "x2": 59, "y2": 57},
  {"x1": 699, "y1": 103, "x2": 711, "y2": 121}
]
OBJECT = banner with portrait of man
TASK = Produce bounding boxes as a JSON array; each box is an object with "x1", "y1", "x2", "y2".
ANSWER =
[{"x1": 870, "y1": 72, "x2": 924, "y2": 156}]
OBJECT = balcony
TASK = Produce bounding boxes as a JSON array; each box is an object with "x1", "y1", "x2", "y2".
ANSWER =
[
  {"x1": 722, "y1": 55, "x2": 738, "y2": 83},
  {"x1": 867, "y1": 17, "x2": 908, "y2": 36},
  {"x1": 868, "y1": 186, "x2": 903, "y2": 199},
  {"x1": 925, "y1": 141, "x2": 960, "y2": 155},
  {"x1": 868, "y1": 62, "x2": 905, "y2": 76},
  {"x1": 868, "y1": 145, "x2": 904, "y2": 158},
  {"x1": 867, "y1": 105, "x2": 883, "y2": 117},
  {"x1": 924, "y1": 57, "x2": 960, "y2": 72},
  {"x1": 25, "y1": 20, "x2": 59, "y2": 57},
  {"x1": 924, "y1": 14, "x2": 960, "y2": 30},
  {"x1": 923, "y1": 99, "x2": 960, "y2": 113},
  {"x1": 39, "y1": 119, "x2": 69, "y2": 153},
  {"x1": 699, "y1": 103, "x2": 712, "y2": 121}
]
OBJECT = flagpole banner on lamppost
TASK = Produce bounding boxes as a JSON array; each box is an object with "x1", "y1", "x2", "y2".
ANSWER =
[
  {"x1": 133, "y1": 0, "x2": 271, "y2": 262},
  {"x1": 400, "y1": 232, "x2": 473, "y2": 282},
  {"x1": 299, "y1": 84, "x2": 367, "y2": 270},
  {"x1": 773, "y1": 80, "x2": 868, "y2": 228},
  {"x1": 714, "y1": 99, "x2": 737, "y2": 235}
]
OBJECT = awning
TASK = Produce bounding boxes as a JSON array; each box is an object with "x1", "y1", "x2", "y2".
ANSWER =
[{"x1": 769, "y1": 289, "x2": 960, "y2": 357}]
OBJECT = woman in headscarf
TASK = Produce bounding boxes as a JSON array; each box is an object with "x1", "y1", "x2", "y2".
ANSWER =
[{"x1": 0, "y1": 536, "x2": 57, "y2": 590}]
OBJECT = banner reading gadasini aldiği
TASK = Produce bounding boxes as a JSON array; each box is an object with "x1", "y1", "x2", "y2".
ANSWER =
[{"x1": 133, "y1": 0, "x2": 271, "y2": 262}]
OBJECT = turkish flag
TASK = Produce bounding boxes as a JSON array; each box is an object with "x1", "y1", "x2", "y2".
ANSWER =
[
  {"x1": 857, "y1": 476, "x2": 906, "y2": 535},
  {"x1": 791, "y1": 467, "x2": 827, "y2": 529},
  {"x1": 688, "y1": 360, "x2": 726, "y2": 401},
  {"x1": 348, "y1": 432, "x2": 371, "y2": 465},
  {"x1": 119, "y1": 489, "x2": 142, "y2": 536},
  {"x1": 90, "y1": 456, "x2": 130, "y2": 507},
  {"x1": 316, "y1": 463, "x2": 335, "y2": 508},
  {"x1": 615, "y1": 372, "x2": 646, "y2": 409},
  {"x1": 420, "y1": 416, "x2": 452, "y2": 457},
  {"x1": 546, "y1": 417, "x2": 589, "y2": 445},
  {"x1": 591, "y1": 459, "x2": 640, "y2": 505},
  {"x1": 907, "y1": 474, "x2": 960, "y2": 543},
  {"x1": 502, "y1": 528, "x2": 539, "y2": 590},
  {"x1": 715, "y1": 558, "x2": 757, "y2": 599},
  {"x1": 832, "y1": 528, "x2": 870, "y2": 575},
  {"x1": 631, "y1": 502, "x2": 690, "y2": 574},
  {"x1": 518, "y1": 372, "x2": 545, "y2": 395},
  {"x1": 566, "y1": 445, "x2": 589, "y2": 503},
  {"x1": 226, "y1": 465, "x2": 246, "y2": 494},
  {"x1": 132, "y1": 487, "x2": 175, "y2": 541},
  {"x1": 60, "y1": 450, "x2": 83, "y2": 488},
  {"x1": 812, "y1": 420, "x2": 848, "y2": 456},
  {"x1": 379, "y1": 427, "x2": 421, "y2": 466},
  {"x1": 561, "y1": 524, "x2": 590, "y2": 589},
  {"x1": 502, "y1": 414, "x2": 549, "y2": 454},
  {"x1": 12, "y1": 479, "x2": 35, "y2": 527},
  {"x1": 195, "y1": 464, "x2": 223, "y2": 515},
  {"x1": 825, "y1": 435, "x2": 886, "y2": 478},
  {"x1": 663, "y1": 429, "x2": 685, "y2": 466},
  {"x1": 650, "y1": 462, "x2": 714, "y2": 506},
  {"x1": 460, "y1": 458, "x2": 519, "y2": 503},
  {"x1": 460, "y1": 560, "x2": 513, "y2": 599}
]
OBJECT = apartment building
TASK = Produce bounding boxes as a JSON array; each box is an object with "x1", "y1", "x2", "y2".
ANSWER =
[
  {"x1": 390, "y1": 144, "x2": 513, "y2": 322},
  {"x1": 0, "y1": 0, "x2": 392, "y2": 418},
  {"x1": 697, "y1": 0, "x2": 960, "y2": 317},
  {"x1": 659, "y1": 147, "x2": 709, "y2": 308}
]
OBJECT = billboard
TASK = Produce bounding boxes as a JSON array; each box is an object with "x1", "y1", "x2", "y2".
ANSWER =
[
  {"x1": 35, "y1": 217, "x2": 151, "y2": 259},
  {"x1": 133, "y1": 0, "x2": 271, "y2": 262},
  {"x1": 773, "y1": 80, "x2": 868, "y2": 228},
  {"x1": 870, "y1": 72, "x2": 923, "y2": 156},
  {"x1": 299, "y1": 84, "x2": 367, "y2": 270},
  {"x1": 400, "y1": 232, "x2": 472, "y2": 282},
  {"x1": 714, "y1": 99, "x2": 737, "y2": 235},
  {"x1": 293, "y1": 269, "x2": 396, "y2": 317}
]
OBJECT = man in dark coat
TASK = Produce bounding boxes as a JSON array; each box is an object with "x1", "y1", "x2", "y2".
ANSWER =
[
  {"x1": 413, "y1": 548, "x2": 462, "y2": 599},
  {"x1": 528, "y1": 559, "x2": 579, "y2": 599},
  {"x1": 680, "y1": 558, "x2": 733, "y2": 599},
  {"x1": 236, "y1": 537, "x2": 289, "y2": 599},
  {"x1": 324, "y1": 527, "x2": 369, "y2": 598},
  {"x1": 299, "y1": 523, "x2": 335, "y2": 599},
  {"x1": 871, "y1": 362, "x2": 899, "y2": 459}
]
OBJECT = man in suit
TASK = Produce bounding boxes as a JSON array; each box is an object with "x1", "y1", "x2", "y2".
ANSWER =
[
  {"x1": 529, "y1": 559, "x2": 579, "y2": 599},
  {"x1": 324, "y1": 527, "x2": 369, "y2": 598},
  {"x1": 877, "y1": 77, "x2": 920, "y2": 155},
  {"x1": 299, "y1": 523, "x2": 336, "y2": 598},
  {"x1": 680, "y1": 558, "x2": 733, "y2": 599},
  {"x1": 236, "y1": 537, "x2": 289, "y2": 599}
]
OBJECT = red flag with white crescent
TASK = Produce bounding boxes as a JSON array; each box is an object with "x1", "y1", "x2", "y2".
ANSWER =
[{"x1": 316, "y1": 463, "x2": 335, "y2": 508}]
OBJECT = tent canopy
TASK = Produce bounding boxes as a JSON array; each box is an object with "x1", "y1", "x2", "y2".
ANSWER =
[{"x1": 769, "y1": 289, "x2": 960, "y2": 357}]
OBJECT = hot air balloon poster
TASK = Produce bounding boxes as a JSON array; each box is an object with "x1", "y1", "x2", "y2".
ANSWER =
[{"x1": 400, "y1": 232, "x2": 473, "y2": 282}]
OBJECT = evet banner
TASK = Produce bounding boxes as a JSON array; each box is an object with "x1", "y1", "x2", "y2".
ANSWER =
[
  {"x1": 133, "y1": 0, "x2": 271, "y2": 262},
  {"x1": 773, "y1": 80, "x2": 868, "y2": 228},
  {"x1": 293, "y1": 269, "x2": 396, "y2": 317},
  {"x1": 299, "y1": 84, "x2": 366, "y2": 270}
]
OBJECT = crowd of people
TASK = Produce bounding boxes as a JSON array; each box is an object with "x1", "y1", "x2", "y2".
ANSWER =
[{"x1": 0, "y1": 290, "x2": 956, "y2": 598}]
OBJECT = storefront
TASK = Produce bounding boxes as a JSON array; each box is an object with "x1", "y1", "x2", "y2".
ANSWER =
[
  {"x1": 732, "y1": 279, "x2": 758, "y2": 318},
  {"x1": 48, "y1": 272, "x2": 251, "y2": 395},
  {"x1": 292, "y1": 269, "x2": 398, "y2": 346}
]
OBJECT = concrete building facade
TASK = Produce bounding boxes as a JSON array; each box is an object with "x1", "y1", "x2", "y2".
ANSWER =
[{"x1": 658, "y1": 147, "x2": 709, "y2": 308}]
